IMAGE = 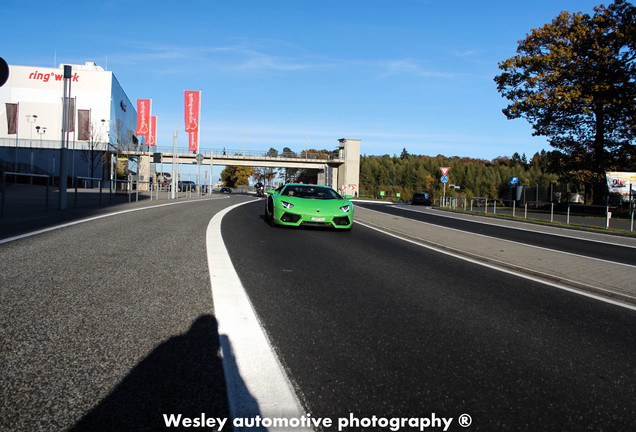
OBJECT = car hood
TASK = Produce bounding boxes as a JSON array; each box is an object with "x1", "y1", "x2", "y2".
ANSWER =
[{"x1": 276, "y1": 196, "x2": 352, "y2": 211}]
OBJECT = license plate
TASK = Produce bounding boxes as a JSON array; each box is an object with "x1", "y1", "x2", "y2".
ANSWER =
[{"x1": 310, "y1": 217, "x2": 326, "y2": 221}]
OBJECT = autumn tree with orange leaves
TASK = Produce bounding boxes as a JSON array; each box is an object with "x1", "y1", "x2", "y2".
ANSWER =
[{"x1": 494, "y1": 0, "x2": 636, "y2": 203}]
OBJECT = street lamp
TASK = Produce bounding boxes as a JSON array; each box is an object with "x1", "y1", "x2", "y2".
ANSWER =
[
  {"x1": 33, "y1": 125, "x2": 46, "y2": 181},
  {"x1": 101, "y1": 119, "x2": 110, "y2": 148},
  {"x1": 35, "y1": 125, "x2": 47, "y2": 142},
  {"x1": 26, "y1": 114, "x2": 38, "y2": 147}
]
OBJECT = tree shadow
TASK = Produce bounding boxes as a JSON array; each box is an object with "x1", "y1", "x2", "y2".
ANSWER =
[{"x1": 69, "y1": 315, "x2": 254, "y2": 431}]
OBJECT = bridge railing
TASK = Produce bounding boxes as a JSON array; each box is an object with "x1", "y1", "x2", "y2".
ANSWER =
[
  {"x1": 1, "y1": 139, "x2": 343, "y2": 161},
  {"x1": 153, "y1": 146, "x2": 341, "y2": 161}
]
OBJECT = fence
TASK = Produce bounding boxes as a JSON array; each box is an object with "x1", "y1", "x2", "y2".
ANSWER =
[
  {"x1": 1, "y1": 172, "x2": 51, "y2": 216},
  {"x1": 0, "y1": 173, "x2": 217, "y2": 218},
  {"x1": 435, "y1": 196, "x2": 634, "y2": 232}
]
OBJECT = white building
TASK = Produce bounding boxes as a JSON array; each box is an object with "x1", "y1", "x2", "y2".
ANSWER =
[{"x1": 0, "y1": 61, "x2": 138, "y2": 181}]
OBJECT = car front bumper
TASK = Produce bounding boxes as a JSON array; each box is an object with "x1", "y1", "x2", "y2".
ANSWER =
[{"x1": 273, "y1": 207, "x2": 353, "y2": 229}]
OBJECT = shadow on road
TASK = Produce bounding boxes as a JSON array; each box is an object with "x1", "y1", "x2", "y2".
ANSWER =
[
  {"x1": 0, "y1": 184, "x2": 214, "y2": 241},
  {"x1": 69, "y1": 315, "x2": 243, "y2": 431}
]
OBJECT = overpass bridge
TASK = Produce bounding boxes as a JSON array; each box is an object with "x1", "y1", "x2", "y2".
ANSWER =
[{"x1": 130, "y1": 138, "x2": 361, "y2": 193}]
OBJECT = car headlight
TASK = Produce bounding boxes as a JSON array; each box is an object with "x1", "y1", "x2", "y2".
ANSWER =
[
  {"x1": 339, "y1": 205, "x2": 351, "y2": 213},
  {"x1": 281, "y1": 201, "x2": 294, "y2": 209}
]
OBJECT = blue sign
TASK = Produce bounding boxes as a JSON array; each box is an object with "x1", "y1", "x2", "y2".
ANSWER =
[
  {"x1": 510, "y1": 176, "x2": 519, "y2": 187},
  {"x1": 441, "y1": 175, "x2": 449, "y2": 183}
]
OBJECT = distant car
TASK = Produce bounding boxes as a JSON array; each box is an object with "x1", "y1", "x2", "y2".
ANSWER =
[
  {"x1": 411, "y1": 192, "x2": 431, "y2": 205},
  {"x1": 178, "y1": 181, "x2": 196, "y2": 192},
  {"x1": 265, "y1": 183, "x2": 353, "y2": 230},
  {"x1": 220, "y1": 187, "x2": 232, "y2": 193}
]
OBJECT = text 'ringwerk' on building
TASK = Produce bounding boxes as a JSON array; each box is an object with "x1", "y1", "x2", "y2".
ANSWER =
[{"x1": 0, "y1": 61, "x2": 138, "y2": 178}]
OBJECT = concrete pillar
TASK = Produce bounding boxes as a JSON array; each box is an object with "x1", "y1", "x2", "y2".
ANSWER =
[
  {"x1": 337, "y1": 138, "x2": 360, "y2": 196},
  {"x1": 138, "y1": 154, "x2": 150, "y2": 191}
]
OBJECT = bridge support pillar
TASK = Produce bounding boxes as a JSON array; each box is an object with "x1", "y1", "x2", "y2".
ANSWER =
[
  {"x1": 337, "y1": 138, "x2": 360, "y2": 196},
  {"x1": 138, "y1": 154, "x2": 150, "y2": 191}
]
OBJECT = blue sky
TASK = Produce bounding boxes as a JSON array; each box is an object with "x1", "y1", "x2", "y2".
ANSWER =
[{"x1": 2, "y1": 0, "x2": 604, "y2": 161}]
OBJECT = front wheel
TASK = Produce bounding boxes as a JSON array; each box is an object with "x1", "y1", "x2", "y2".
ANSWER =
[{"x1": 264, "y1": 199, "x2": 274, "y2": 226}]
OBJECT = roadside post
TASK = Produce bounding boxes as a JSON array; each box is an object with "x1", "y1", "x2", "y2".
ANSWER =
[
  {"x1": 630, "y1": 184, "x2": 634, "y2": 232},
  {"x1": 510, "y1": 176, "x2": 519, "y2": 206},
  {"x1": 171, "y1": 128, "x2": 178, "y2": 199},
  {"x1": 59, "y1": 65, "x2": 73, "y2": 210},
  {"x1": 196, "y1": 153, "x2": 204, "y2": 197},
  {"x1": 209, "y1": 150, "x2": 214, "y2": 196},
  {"x1": 440, "y1": 167, "x2": 450, "y2": 207}
]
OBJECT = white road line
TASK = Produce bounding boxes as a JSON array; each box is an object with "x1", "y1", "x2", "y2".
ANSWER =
[
  {"x1": 356, "y1": 220, "x2": 636, "y2": 312},
  {"x1": 206, "y1": 201, "x2": 311, "y2": 431},
  {"x1": 361, "y1": 205, "x2": 636, "y2": 269}
]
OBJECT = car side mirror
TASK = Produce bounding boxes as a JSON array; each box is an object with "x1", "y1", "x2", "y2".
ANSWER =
[
  {"x1": 345, "y1": 195, "x2": 353, "y2": 199},
  {"x1": 267, "y1": 189, "x2": 276, "y2": 195}
]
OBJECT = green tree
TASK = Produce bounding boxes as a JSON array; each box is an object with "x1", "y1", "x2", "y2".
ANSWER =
[
  {"x1": 252, "y1": 167, "x2": 276, "y2": 185},
  {"x1": 494, "y1": 0, "x2": 636, "y2": 203},
  {"x1": 280, "y1": 147, "x2": 298, "y2": 181},
  {"x1": 220, "y1": 166, "x2": 254, "y2": 187}
]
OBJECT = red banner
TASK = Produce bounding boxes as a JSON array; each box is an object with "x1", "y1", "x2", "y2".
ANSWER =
[
  {"x1": 188, "y1": 131, "x2": 198, "y2": 152},
  {"x1": 184, "y1": 91, "x2": 200, "y2": 133},
  {"x1": 136, "y1": 99, "x2": 151, "y2": 136},
  {"x1": 78, "y1": 109, "x2": 90, "y2": 141},
  {"x1": 5, "y1": 103, "x2": 17, "y2": 134},
  {"x1": 149, "y1": 116, "x2": 157, "y2": 146}
]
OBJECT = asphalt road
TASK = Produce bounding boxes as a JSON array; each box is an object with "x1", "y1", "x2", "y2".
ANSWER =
[
  {"x1": 0, "y1": 197, "x2": 239, "y2": 431},
  {"x1": 3, "y1": 195, "x2": 635, "y2": 431},
  {"x1": 357, "y1": 202, "x2": 636, "y2": 266},
  {"x1": 224, "y1": 200, "x2": 636, "y2": 431}
]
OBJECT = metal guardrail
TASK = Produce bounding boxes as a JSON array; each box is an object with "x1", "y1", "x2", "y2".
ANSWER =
[
  {"x1": 0, "y1": 174, "x2": 214, "y2": 217},
  {"x1": 1, "y1": 172, "x2": 51, "y2": 216},
  {"x1": 0, "y1": 167, "x2": 238, "y2": 218}
]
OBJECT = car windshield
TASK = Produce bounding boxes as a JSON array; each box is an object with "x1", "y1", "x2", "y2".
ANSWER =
[{"x1": 282, "y1": 185, "x2": 341, "y2": 199}]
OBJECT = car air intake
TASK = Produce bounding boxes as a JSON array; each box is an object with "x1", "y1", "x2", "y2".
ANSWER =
[
  {"x1": 281, "y1": 213, "x2": 301, "y2": 223},
  {"x1": 332, "y1": 216, "x2": 350, "y2": 226}
]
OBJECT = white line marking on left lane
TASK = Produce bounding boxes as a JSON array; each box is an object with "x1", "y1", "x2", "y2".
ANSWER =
[{"x1": 206, "y1": 200, "x2": 311, "y2": 431}]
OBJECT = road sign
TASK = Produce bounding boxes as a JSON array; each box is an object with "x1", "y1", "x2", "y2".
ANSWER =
[
  {"x1": 441, "y1": 175, "x2": 449, "y2": 183},
  {"x1": 440, "y1": 167, "x2": 450, "y2": 176}
]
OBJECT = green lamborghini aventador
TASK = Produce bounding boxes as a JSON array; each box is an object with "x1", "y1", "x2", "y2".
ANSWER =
[{"x1": 264, "y1": 183, "x2": 354, "y2": 230}]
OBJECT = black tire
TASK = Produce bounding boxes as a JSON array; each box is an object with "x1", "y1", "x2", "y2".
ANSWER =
[{"x1": 264, "y1": 199, "x2": 274, "y2": 226}]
